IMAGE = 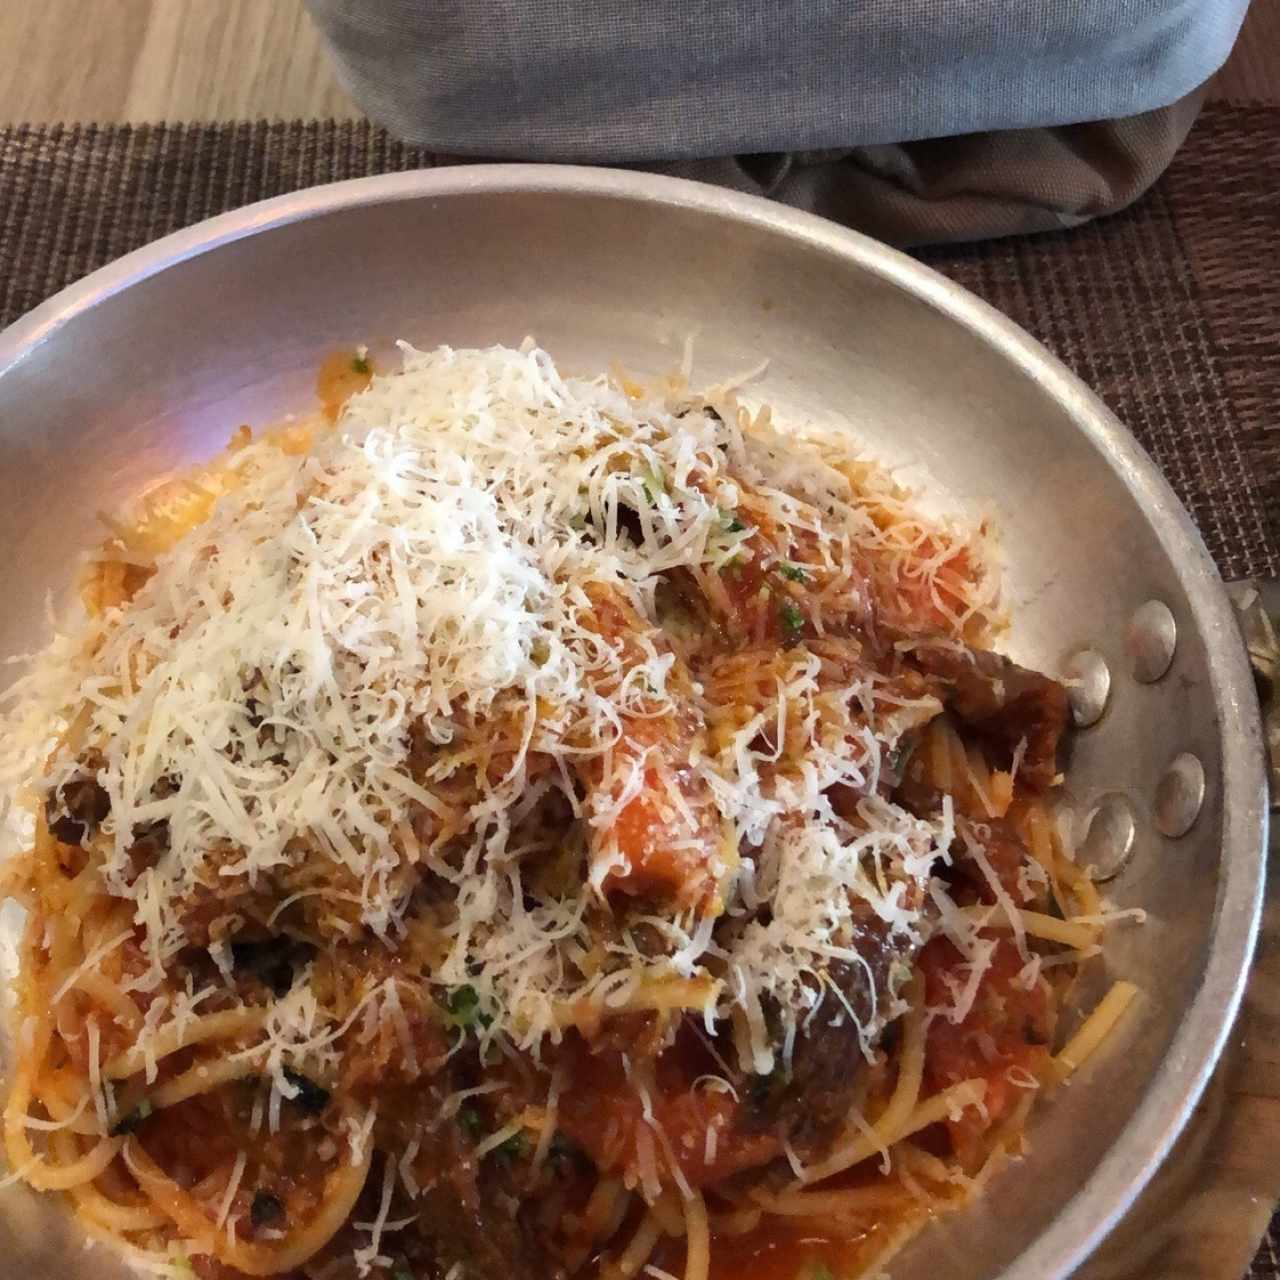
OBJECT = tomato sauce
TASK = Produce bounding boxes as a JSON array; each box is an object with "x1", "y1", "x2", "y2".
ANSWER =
[
  {"x1": 918, "y1": 935, "x2": 1050, "y2": 1160},
  {"x1": 316, "y1": 349, "x2": 374, "y2": 421},
  {"x1": 651, "y1": 1214, "x2": 911, "y2": 1280}
]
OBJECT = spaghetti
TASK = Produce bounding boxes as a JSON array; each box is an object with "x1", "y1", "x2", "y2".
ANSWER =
[{"x1": 0, "y1": 342, "x2": 1141, "y2": 1280}]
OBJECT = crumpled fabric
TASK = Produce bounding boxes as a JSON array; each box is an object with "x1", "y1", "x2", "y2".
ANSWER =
[
  {"x1": 306, "y1": 0, "x2": 1240, "y2": 243},
  {"x1": 651, "y1": 88, "x2": 1208, "y2": 246}
]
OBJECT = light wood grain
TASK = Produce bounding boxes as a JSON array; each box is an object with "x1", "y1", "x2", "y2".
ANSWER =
[
  {"x1": 1213, "y1": 0, "x2": 1280, "y2": 101},
  {"x1": 0, "y1": 0, "x2": 360, "y2": 124}
]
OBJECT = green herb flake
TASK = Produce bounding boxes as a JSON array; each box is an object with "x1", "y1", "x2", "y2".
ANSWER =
[
  {"x1": 350, "y1": 354, "x2": 371, "y2": 375},
  {"x1": 392, "y1": 1270, "x2": 415, "y2": 1280},
  {"x1": 807, "y1": 1264, "x2": 836, "y2": 1280},
  {"x1": 641, "y1": 468, "x2": 667, "y2": 504},
  {"x1": 778, "y1": 562, "x2": 808, "y2": 583},
  {"x1": 780, "y1": 602, "x2": 805, "y2": 637},
  {"x1": 444, "y1": 984, "x2": 492, "y2": 1030},
  {"x1": 110, "y1": 1097, "x2": 154, "y2": 1136},
  {"x1": 719, "y1": 508, "x2": 746, "y2": 533},
  {"x1": 495, "y1": 1130, "x2": 532, "y2": 1163},
  {"x1": 458, "y1": 1104, "x2": 483, "y2": 1140}
]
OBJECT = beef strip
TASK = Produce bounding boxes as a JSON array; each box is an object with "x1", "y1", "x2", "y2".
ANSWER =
[
  {"x1": 911, "y1": 644, "x2": 1068, "y2": 789},
  {"x1": 408, "y1": 1143, "x2": 558, "y2": 1280},
  {"x1": 738, "y1": 913, "x2": 914, "y2": 1161}
]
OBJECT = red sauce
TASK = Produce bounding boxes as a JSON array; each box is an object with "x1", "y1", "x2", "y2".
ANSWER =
[
  {"x1": 652, "y1": 1216, "x2": 905, "y2": 1280},
  {"x1": 316, "y1": 350, "x2": 374, "y2": 421},
  {"x1": 556, "y1": 1034, "x2": 780, "y2": 1189},
  {"x1": 919, "y1": 935, "x2": 1051, "y2": 1160}
]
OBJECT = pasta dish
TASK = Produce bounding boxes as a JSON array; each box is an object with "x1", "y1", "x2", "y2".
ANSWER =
[{"x1": 0, "y1": 343, "x2": 1139, "y2": 1280}]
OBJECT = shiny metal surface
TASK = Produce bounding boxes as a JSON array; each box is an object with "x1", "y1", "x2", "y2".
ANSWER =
[
  {"x1": 1127, "y1": 599, "x2": 1179, "y2": 683},
  {"x1": 1064, "y1": 647, "x2": 1113, "y2": 728},
  {"x1": 0, "y1": 166, "x2": 1267, "y2": 1280},
  {"x1": 1155, "y1": 753, "x2": 1207, "y2": 839},
  {"x1": 1230, "y1": 579, "x2": 1280, "y2": 808},
  {"x1": 1079, "y1": 793, "x2": 1139, "y2": 880}
]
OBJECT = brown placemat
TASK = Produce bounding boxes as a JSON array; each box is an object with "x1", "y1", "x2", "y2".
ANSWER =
[
  {"x1": 0, "y1": 105, "x2": 1277, "y2": 1278},
  {"x1": 1, "y1": 107, "x2": 1276, "y2": 581}
]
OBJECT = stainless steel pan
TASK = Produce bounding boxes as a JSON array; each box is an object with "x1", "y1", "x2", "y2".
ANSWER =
[{"x1": 0, "y1": 166, "x2": 1268, "y2": 1280}]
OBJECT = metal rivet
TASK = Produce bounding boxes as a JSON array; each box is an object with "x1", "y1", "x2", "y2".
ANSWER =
[
  {"x1": 1126, "y1": 600, "x2": 1177, "y2": 683},
  {"x1": 1079, "y1": 793, "x2": 1137, "y2": 880},
  {"x1": 1154, "y1": 752, "x2": 1205, "y2": 838},
  {"x1": 1063, "y1": 648, "x2": 1111, "y2": 727}
]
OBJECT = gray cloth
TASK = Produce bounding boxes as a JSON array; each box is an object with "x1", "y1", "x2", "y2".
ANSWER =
[
  {"x1": 653, "y1": 86, "x2": 1208, "y2": 245},
  {"x1": 307, "y1": 0, "x2": 1247, "y2": 163}
]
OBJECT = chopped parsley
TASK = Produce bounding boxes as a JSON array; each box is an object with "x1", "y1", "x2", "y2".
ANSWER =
[
  {"x1": 641, "y1": 468, "x2": 667, "y2": 504},
  {"x1": 494, "y1": 1129, "x2": 531, "y2": 1163},
  {"x1": 458, "y1": 1105, "x2": 483, "y2": 1140},
  {"x1": 110, "y1": 1097, "x2": 153, "y2": 1135},
  {"x1": 778, "y1": 562, "x2": 808, "y2": 583},
  {"x1": 350, "y1": 354, "x2": 371, "y2": 375},
  {"x1": 444, "y1": 984, "x2": 492, "y2": 1030},
  {"x1": 808, "y1": 1264, "x2": 835, "y2": 1280},
  {"x1": 780, "y1": 601, "x2": 805, "y2": 637}
]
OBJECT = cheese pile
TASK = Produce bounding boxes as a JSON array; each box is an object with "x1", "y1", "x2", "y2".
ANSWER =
[{"x1": 0, "y1": 342, "x2": 991, "y2": 1076}]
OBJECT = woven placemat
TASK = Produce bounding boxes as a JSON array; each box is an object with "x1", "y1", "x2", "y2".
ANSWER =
[
  {"x1": 1, "y1": 107, "x2": 1276, "y2": 581},
  {"x1": 0, "y1": 104, "x2": 1277, "y2": 1278}
]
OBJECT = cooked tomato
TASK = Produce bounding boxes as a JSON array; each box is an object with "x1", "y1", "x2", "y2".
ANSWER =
[{"x1": 556, "y1": 1040, "x2": 778, "y2": 1189}]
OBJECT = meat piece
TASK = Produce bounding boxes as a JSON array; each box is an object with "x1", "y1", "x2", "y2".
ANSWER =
[
  {"x1": 124, "y1": 818, "x2": 169, "y2": 883},
  {"x1": 892, "y1": 780, "x2": 1035, "y2": 904},
  {"x1": 554, "y1": 1031, "x2": 782, "y2": 1190},
  {"x1": 410, "y1": 1150, "x2": 556, "y2": 1280},
  {"x1": 45, "y1": 774, "x2": 110, "y2": 846},
  {"x1": 956, "y1": 816, "x2": 1035, "y2": 902},
  {"x1": 741, "y1": 919, "x2": 910, "y2": 1160},
  {"x1": 911, "y1": 644, "x2": 1067, "y2": 789},
  {"x1": 414, "y1": 1070, "x2": 561, "y2": 1280},
  {"x1": 554, "y1": 917, "x2": 911, "y2": 1193}
]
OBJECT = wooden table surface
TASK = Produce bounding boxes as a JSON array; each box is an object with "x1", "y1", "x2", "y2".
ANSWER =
[
  {"x1": 0, "y1": 0, "x2": 1275, "y2": 124},
  {"x1": 0, "y1": 3, "x2": 1276, "y2": 1279}
]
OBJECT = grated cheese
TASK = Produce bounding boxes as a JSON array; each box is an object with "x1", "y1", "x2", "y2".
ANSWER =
[
  {"x1": 214, "y1": 1151, "x2": 246, "y2": 1231},
  {"x1": 1, "y1": 342, "x2": 997, "y2": 1099}
]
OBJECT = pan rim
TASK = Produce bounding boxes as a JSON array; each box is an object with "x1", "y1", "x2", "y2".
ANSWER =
[{"x1": 0, "y1": 162, "x2": 1267, "y2": 1280}]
